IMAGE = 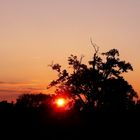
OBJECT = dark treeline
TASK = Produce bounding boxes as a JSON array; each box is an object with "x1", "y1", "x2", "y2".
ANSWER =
[
  {"x1": 0, "y1": 46, "x2": 140, "y2": 139},
  {"x1": 0, "y1": 93, "x2": 140, "y2": 139}
]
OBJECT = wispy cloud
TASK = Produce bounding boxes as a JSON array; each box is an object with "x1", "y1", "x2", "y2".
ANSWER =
[
  {"x1": 0, "y1": 81, "x2": 6, "y2": 84},
  {"x1": 0, "y1": 89, "x2": 21, "y2": 93},
  {"x1": 0, "y1": 80, "x2": 49, "y2": 101},
  {"x1": 0, "y1": 81, "x2": 37, "y2": 86}
]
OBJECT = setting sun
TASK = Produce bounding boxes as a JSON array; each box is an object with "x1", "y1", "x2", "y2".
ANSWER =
[{"x1": 55, "y1": 98, "x2": 66, "y2": 107}]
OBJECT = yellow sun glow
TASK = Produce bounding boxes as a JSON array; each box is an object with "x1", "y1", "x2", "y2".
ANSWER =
[{"x1": 56, "y1": 98, "x2": 65, "y2": 107}]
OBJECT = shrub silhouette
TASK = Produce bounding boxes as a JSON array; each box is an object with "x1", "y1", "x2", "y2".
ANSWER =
[{"x1": 16, "y1": 93, "x2": 52, "y2": 109}]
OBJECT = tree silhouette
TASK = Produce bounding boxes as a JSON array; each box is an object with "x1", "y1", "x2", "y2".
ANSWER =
[
  {"x1": 16, "y1": 93, "x2": 54, "y2": 111},
  {"x1": 48, "y1": 43, "x2": 138, "y2": 112}
]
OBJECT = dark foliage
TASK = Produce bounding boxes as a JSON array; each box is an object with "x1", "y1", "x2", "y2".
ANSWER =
[
  {"x1": 0, "y1": 46, "x2": 139, "y2": 139},
  {"x1": 0, "y1": 93, "x2": 140, "y2": 139},
  {"x1": 48, "y1": 46, "x2": 137, "y2": 112}
]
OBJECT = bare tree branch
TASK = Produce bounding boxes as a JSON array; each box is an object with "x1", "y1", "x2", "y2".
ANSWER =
[{"x1": 90, "y1": 37, "x2": 99, "y2": 53}]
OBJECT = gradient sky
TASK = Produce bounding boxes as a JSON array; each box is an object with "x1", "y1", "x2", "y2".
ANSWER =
[{"x1": 0, "y1": 0, "x2": 140, "y2": 101}]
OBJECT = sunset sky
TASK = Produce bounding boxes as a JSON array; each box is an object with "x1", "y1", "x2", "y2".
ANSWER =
[{"x1": 0, "y1": 0, "x2": 140, "y2": 101}]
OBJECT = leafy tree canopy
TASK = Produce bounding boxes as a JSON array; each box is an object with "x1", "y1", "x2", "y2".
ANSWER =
[{"x1": 48, "y1": 43, "x2": 138, "y2": 112}]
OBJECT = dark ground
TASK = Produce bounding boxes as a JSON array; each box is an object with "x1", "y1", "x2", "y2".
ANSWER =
[{"x1": 0, "y1": 105, "x2": 139, "y2": 140}]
